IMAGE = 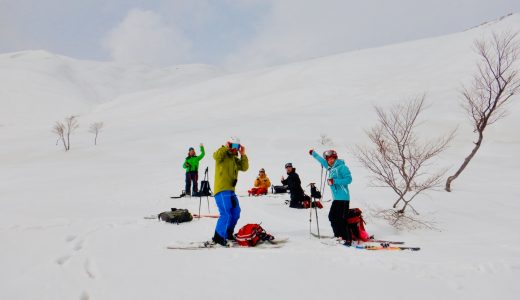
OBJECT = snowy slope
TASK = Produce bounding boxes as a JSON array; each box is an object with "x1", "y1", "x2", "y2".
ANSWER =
[
  {"x1": 0, "y1": 50, "x2": 221, "y2": 125},
  {"x1": 1, "y1": 13, "x2": 519, "y2": 300}
]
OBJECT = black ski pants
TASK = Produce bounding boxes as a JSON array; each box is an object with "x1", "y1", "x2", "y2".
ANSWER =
[
  {"x1": 328, "y1": 200, "x2": 351, "y2": 241},
  {"x1": 185, "y1": 171, "x2": 199, "y2": 194}
]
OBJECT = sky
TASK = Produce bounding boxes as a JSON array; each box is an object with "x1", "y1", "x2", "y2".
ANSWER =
[{"x1": 1, "y1": 0, "x2": 520, "y2": 70}]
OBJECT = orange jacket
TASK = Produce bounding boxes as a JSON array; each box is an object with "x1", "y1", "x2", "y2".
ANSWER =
[{"x1": 254, "y1": 174, "x2": 271, "y2": 189}]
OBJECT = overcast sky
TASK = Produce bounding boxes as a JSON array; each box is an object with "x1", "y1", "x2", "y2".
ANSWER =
[{"x1": 1, "y1": 0, "x2": 519, "y2": 70}]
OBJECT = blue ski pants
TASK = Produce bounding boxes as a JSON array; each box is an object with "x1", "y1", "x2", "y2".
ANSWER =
[{"x1": 214, "y1": 190, "x2": 241, "y2": 240}]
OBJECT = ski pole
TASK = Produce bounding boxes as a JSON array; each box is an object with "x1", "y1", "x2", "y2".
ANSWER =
[
  {"x1": 314, "y1": 197, "x2": 320, "y2": 237},
  {"x1": 309, "y1": 194, "x2": 313, "y2": 238},
  {"x1": 205, "y1": 167, "x2": 210, "y2": 213}
]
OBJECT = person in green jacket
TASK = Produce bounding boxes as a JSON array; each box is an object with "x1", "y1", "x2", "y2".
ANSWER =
[
  {"x1": 182, "y1": 143, "x2": 205, "y2": 196},
  {"x1": 212, "y1": 137, "x2": 248, "y2": 246}
]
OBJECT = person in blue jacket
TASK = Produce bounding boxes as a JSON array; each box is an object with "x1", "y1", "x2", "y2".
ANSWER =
[{"x1": 310, "y1": 149, "x2": 353, "y2": 245}]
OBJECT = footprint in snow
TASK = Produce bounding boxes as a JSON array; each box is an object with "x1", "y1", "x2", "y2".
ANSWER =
[
  {"x1": 73, "y1": 239, "x2": 84, "y2": 251},
  {"x1": 65, "y1": 235, "x2": 77, "y2": 242},
  {"x1": 56, "y1": 254, "x2": 72, "y2": 266},
  {"x1": 79, "y1": 291, "x2": 89, "y2": 300},
  {"x1": 84, "y1": 258, "x2": 97, "y2": 279}
]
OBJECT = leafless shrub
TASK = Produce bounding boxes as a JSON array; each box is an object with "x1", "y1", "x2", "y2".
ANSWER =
[
  {"x1": 53, "y1": 122, "x2": 67, "y2": 150},
  {"x1": 89, "y1": 122, "x2": 104, "y2": 145},
  {"x1": 355, "y1": 96, "x2": 454, "y2": 221},
  {"x1": 319, "y1": 134, "x2": 334, "y2": 146},
  {"x1": 52, "y1": 115, "x2": 79, "y2": 151},
  {"x1": 446, "y1": 32, "x2": 520, "y2": 192},
  {"x1": 376, "y1": 209, "x2": 438, "y2": 231}
]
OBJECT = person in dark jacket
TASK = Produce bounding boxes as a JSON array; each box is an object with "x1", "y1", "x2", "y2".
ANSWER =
[{"x1": 281, "y1": 163, "x2": 306, "y2": 208}]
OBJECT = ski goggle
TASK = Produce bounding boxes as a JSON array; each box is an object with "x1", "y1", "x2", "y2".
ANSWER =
[
  {"x1": 323, "y1": 150, "x2": 337, "y2": 159},
  {"x1": 230, "y1": 143, "x2": 241, "y2": 150}
]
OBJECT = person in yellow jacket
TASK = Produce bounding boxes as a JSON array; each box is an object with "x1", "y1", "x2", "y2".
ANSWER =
[
  {"x1": 212, "y1": 137, "x2": 249, "y2": 246},
  {"x1": 248, "y1": 168, "x2": 271, "y2": 196}
]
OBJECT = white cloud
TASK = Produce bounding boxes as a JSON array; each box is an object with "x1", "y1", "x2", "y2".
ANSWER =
[
  {"x1": 103, "y1": 8, "x2": 192, "y2": 66},
  {"x1": 224, "y1": 0, "x2": 520, "y2": 70}
]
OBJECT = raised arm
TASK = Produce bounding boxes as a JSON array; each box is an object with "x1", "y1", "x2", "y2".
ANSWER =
[
  {"x1": 237, "y1": 155, "x2": 249, "y2": 172},
  {"x1": 213, "y1": 146, "x2": 228, "y2": 162},
  {"x1": 311, "y1": 150, "x2": 328, "y2": 168},
  {"x1": 197, "y1": 144, "x2": 205, "y2": 160}
]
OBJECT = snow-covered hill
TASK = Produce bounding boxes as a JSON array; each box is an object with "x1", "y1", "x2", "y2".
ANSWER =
[
  {"x1": 0, "y1": 13, "x2": 519, "y2": 300},
  {"x1": 0, "y1": 50, "x2": 221, "y2": 125}
]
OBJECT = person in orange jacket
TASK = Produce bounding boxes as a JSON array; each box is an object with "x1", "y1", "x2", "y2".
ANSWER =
[{"x1": 248, "y1": 168, "x2": 271, "y2": 196}]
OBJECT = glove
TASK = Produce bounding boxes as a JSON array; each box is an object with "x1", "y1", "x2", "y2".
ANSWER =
[
  {"x1": 309, "y1": 149, "x2": 314, "y2": 155},
  {"x1": 327, "y1": 178, "x2": 334, "y2": 186}
]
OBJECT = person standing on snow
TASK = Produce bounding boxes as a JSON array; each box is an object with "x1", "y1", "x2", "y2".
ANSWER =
[
  {"x1": 281, "y1": 163, "x2": 306, "y2": 208},
  {"x1": 212, "y1": 137, "x2": 249, "y2": 246},
  {"x1": 310, "y1": 149, "x2": 353, "y2": 245},
  {"x1": 182, "y1": 144, "x2": 205, "y2": 196}
]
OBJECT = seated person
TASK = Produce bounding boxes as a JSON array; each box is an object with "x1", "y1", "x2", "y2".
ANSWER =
[
  {"x1": 281, "y1": 163, "x2": 306, "y2": 208},
  {"x1": 248, "y1": 168, "x2": 271, "y2": 196}
]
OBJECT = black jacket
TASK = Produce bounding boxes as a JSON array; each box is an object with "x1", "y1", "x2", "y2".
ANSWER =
[{"x1": 281, "y1": 168, "x2": 305, "y2": 200}]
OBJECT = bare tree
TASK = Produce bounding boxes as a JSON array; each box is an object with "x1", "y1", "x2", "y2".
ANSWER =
[
  {"x1": 319, "y1": 133, "x2": 334, "y2": 146},
  {"x1": 355, "y1": 96, "x2": 454, "y2": 220},
  {"x1": 89, "y1": 122, "x2": 104, "y2": 145},
  {"x1": 53, "y1": 122, "x2": 67, "y2": 150},
  {"x1": 52, "y1": 115, "x2": 79, "y2": 151},
  {"x1": 445, "y1": 32, "x2": 520, "y2": 192}
]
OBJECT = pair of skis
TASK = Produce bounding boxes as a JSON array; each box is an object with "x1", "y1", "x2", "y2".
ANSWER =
[
  {"x1": 145, "y1": 213, "x2": 219, "y2": 220},
  {"x1": 313, "y1": 233, "x2": 420, "y2": 251},
  {"x1": 167, "y1": 237, "x2": 289, "y2": 250},
  {"x1": 354, "y1": 244, "x2": 421, "y2": 251}
]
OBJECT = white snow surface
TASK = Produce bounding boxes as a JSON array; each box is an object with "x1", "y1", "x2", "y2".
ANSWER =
[{"x1": 1, "y1": 13, "x2": 520, "y2": 300}]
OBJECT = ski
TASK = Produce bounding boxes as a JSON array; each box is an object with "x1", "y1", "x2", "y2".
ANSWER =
[
  {"x1": 193, "y1": 214, "x2": 219, "y2": 218},
  {"x1": 170, "y1": 194, "x2": 186, "y2": 199},
  {"x1": 353, "y1": 244, "x2": 420, "y2": 251},
  {"x1": 311, "y1": 232, "x2": 404, "y2": 244},
  {"x1": 367, "y1": 239, "x2": 405, "y2": 245},
  {"x1": 167, "y1": 238, "x2": 288, "y2": 250}
]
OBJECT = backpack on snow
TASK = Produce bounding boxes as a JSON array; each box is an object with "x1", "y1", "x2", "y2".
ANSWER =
[
  {"x1": 309, "y1": 183, "x2": 322, "y2": 199},
  {"x1": 192, "y1": 180, "x2": 212, "y2": 197},
  {"x1": 234, "y1": 224, "x2": 274, "y2": 247},
  {"x1": 302, "y1": 194, "x2": 323, "y2": 209},
  {"x1": 272, "y1": 185, "x2": 289, "y2": 194},
  {"x1": 158, "y1": 208, "x2": 193, "y2": 224},
  {"x1": 345, "y1": 208, "x2": 370, "y2": 242}
]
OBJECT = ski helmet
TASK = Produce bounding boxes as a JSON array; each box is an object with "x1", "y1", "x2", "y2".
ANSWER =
[
  {"x1": 285, "y1": 162, "x2": 293, "y2": 168},
  {"x1": 228, "y1": 136, "x2": 240, "y2": 144},
  {"x1": 323, "y1": 150, "x2": 338, "y2": 160}
]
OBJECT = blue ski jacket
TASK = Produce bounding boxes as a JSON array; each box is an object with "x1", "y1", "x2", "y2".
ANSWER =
[{"x1": 311, "y1": 151, "x2": 352, "y2": 201}]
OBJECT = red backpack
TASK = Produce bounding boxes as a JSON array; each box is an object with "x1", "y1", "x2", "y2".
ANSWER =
[
  {"x1": 234, "y1": 224, "x2": 273, "y2": 247},
  {"x1": 346, "y1": 208, "x2": 370, "y2": 242}
]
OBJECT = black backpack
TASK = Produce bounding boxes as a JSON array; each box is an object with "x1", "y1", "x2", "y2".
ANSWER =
[
  {"x1": 272, "y1": 185, "x2": 289, "y2": 194},
  {"x1": 158, "y1": 208, "x2": 193, "y2": 224},
  {"x1": 309, "y1": 183, "x2": 322, "y2": 199},
  {"x1": 193, "y1": 180, "x2": 212, "y2": 197}
]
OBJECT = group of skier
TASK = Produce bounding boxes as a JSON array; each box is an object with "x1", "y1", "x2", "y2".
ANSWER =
[{"x1": 181, "y1": 137, "x2": 353, "y2": 246}]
